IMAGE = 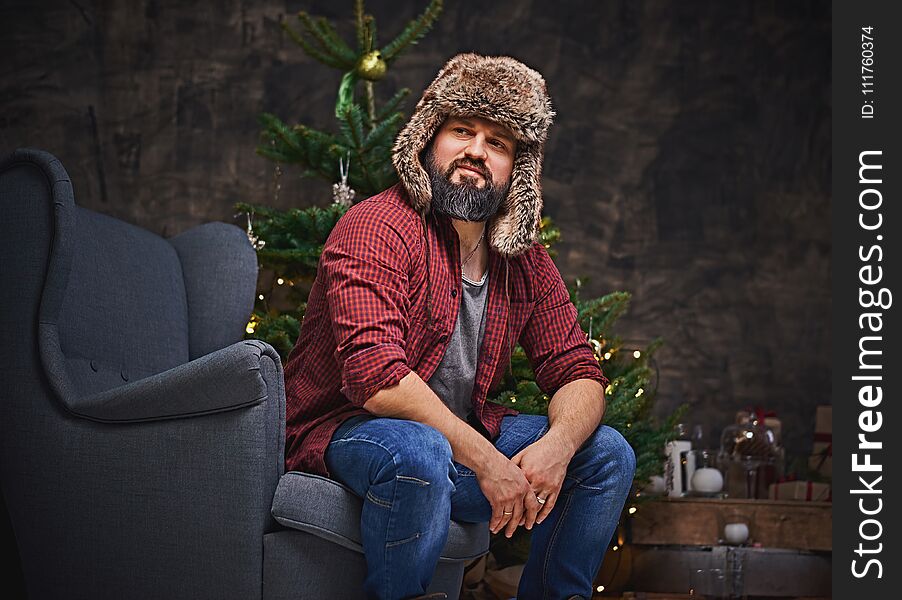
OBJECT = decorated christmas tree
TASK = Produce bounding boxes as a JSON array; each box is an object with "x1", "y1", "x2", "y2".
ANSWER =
[
  {"x1": 236, "y1": 0, "x2": 443, "y2": 357},
  {"x1": 236, "y1": 1, "x2": 683, "y2": 494}
]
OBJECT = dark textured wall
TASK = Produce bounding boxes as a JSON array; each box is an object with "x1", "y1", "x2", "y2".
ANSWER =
[{"x1": 1, "y1": 0, "x2": 831, "y2": 460}]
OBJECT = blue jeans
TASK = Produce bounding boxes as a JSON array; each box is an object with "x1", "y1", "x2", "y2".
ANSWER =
[{"x1": 325, "y1": 414, "x2": 636, "y2": 600}]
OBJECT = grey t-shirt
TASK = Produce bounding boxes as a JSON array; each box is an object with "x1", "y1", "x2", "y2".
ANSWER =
[{"x1": 427, "y1": 271, "x2": 489, "y2": 421}]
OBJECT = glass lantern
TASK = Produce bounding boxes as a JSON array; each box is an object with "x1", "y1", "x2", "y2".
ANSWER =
[{"x1": 718, "y1": 414, "x2": 781, "y2": 499}]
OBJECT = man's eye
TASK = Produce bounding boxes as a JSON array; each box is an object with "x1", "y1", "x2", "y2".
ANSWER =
[{"x1": 490, "y1": 140, "x2": 506, "y2": 149}]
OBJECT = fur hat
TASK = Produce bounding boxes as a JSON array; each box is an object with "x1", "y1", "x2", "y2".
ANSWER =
[{"x1": 392, "y1": 53, "x2": 555, "y2": 257}]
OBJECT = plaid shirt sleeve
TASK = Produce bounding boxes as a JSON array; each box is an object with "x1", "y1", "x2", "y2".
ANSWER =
[
  {"x1": 320, "y1": 202, "x2": 415, "y2": 406},
  {"x1": 519, "y1": 244, "x2": 609, "y2": 396}
]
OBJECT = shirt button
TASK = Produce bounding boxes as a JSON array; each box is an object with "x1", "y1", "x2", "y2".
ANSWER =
[{"x1": 450, "y1": 289, "x2": 457, "y2": 298}]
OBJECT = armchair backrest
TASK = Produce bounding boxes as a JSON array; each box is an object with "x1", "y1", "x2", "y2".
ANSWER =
[
  {"x1": 1, "y1": 148, "x2": 268, "y2": 599},
  {"x1": 3, "y1": 148, "x2": 257, "y2": 410},
  {"x1": 52, "y1": 206, "x2": 192, "y2": 398}
]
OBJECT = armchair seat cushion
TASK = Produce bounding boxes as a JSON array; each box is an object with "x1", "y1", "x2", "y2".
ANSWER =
[{"x1": 271, "y1": 472, "x2": 490, "y2": 562}]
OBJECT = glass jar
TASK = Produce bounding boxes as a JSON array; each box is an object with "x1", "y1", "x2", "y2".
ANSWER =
[
  {"x1": 720, "y1": 415, "x2": 779, "y2": 458},
  {"x1": 718, "y1": 415, "x2": 780, "y2": 499}
]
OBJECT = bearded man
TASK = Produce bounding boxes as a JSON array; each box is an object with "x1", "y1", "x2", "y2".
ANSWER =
[{"x1": 283, "y1": 53, "x2": 635, "y2": 600}]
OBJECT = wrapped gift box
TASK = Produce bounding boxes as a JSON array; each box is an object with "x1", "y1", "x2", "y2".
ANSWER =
[
  {"x1": 768, "y1": 480, "x2": 831, "y2": 502},
  {"x1": 808, "y1": 405, "x2": 832, "y2": 477}
]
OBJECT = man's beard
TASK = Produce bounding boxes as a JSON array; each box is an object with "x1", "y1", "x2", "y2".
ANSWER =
[{"x1": 425, "y1": 146, "x2": 510, "y2": 222}]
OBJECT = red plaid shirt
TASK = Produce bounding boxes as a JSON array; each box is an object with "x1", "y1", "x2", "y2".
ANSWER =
[{"x1": 284, "y1": 184, "x2": 607, "y2": 476}]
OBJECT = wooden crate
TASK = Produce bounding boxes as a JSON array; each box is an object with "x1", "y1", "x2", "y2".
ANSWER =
[
  {"x1": 628, "y1": 496, "x2": 831, "y2": 551},
  {"x1": 630, "y1": 546, "x2": 830, "y2": 597}
]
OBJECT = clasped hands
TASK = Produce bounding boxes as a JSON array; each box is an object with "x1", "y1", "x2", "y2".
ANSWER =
[{"x1": 476, "y1": 433, "x2": 574, "y2": 538}]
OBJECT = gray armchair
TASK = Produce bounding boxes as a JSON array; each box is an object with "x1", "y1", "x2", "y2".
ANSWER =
[{"x1": 0, "y1": 149, "x2": 488, "y2": 599}]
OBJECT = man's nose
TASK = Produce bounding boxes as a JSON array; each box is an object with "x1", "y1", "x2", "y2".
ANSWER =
[{"x1": 464, "y1": 135, "x2": 488, "y2": 161}]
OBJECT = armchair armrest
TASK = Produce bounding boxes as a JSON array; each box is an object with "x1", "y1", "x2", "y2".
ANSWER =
[{"x1": 64, "y1": 339, "x2": 281, "y2": 423}]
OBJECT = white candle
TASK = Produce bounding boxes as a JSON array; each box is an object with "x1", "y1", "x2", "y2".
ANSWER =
[{"x1": 691, "y1": 467, "x2": 724, "y2": 493}]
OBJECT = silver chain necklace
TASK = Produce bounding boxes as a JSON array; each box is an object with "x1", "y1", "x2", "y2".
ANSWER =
[{"x1": 460, "y1": 224, "x2": 486, "y2": 272}]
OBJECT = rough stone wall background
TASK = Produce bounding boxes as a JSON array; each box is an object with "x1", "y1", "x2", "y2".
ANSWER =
[{"x1": 1, "y1": 0, "x2": 830, "y2": 461}]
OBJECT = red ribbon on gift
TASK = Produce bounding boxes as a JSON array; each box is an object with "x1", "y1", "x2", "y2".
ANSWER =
[
  {"x1": 754, "y1": 406, "x2": 777, "y2": 422},
  {"x1": 742, "y1": 406, "x2": 778, "y2": 424}
]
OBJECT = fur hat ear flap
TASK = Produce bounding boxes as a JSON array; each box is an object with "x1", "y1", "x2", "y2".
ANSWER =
[
  {"x1": 391, "y1": 98, "x2": 443, "y2": 215},
  {"x1": 489, "y1": 142, "x2": 544, "y2": 256}
]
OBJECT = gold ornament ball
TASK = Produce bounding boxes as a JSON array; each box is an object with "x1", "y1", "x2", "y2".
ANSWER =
[{"x1": 356, "y1": 51, "x2": 387, "y2": 81}]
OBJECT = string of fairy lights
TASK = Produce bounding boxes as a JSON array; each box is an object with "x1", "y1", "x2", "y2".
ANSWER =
[{"x1": 245, "y1": 274, "x2": 295, "y2": 335}]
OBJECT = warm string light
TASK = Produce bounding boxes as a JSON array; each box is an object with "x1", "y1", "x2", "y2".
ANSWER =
[
  {"x1": 271, "y1": 139, "x2": 282, "y2": 204},
  {"x1": 588, "y1": 317, "x2": 647, "y2": 364}
]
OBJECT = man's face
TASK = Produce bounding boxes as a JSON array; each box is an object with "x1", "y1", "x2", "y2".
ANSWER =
[{"x1": 425, "y1": 116, "x2": 517, "y2": 222}]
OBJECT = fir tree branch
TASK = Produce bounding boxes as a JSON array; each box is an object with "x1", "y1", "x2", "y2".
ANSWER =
[
  {"x1": 380, "y1": 0, "x2": 443, "y2": 62},
  {"x1": 363, "y1": 15, "x2": 377, "y2": 53},
  {"x1": 312, "y1": 16, "x2": 358, "y2": 66},
  {"x1": 257, "y1": 113, "x2": 306, "y2": 162},
  {"x1": 296, "y1": 12, "x2": 356, "y2": 69},
  {"x1": 576, "y1": 291, "x2": 631, "y2": 332},
  {"x1": 364, "y1": 111, "x2": 404, "y2": 151},
  {"x1": 354, "y1": 0, "x2": 367, "y2": 52},
  {"x1": 375, "y1": 87, "x2": 411, "y2": 122},
  {"x1": 336, "y1": 104, "x2": 366, "y2": 149},
  {"x1": 364, "y1": 81, "x2": 376, "y2": 124},
  {"x1": 257, "y1": 114, "x2": 345, "y2": 181},
  {"x1": 335, "y1": 105, "x2": 380, "y2": 194},
  {"x1": 281, "y1": 18, "x2": 348, "y2": 70}
]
